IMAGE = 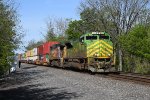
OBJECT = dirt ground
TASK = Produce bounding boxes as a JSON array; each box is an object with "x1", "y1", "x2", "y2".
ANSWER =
[{"x1": 0, "y1": 63, "x2": 150, "y2": 100}]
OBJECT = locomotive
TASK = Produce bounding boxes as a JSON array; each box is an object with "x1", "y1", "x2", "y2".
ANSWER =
[
  {"x1": 49, "y1": 32, "x2": 115, "y2": 72},
  {"x1": 20, "y1": 32, "x2": 115, "y2": 73}
]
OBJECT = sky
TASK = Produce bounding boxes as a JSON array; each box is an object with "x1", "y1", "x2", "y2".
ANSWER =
[{"x1": 17, "y1": 0, "x2": 81, "y2": 53}]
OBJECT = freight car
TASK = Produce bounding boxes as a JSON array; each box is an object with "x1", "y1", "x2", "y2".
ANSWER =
[
  {"x1": 22, "y1": 41, "x2": 59, "y2": 65},
  {"x1": 49, "y1": 32, "x2": 116, "y2": 72},
  {"x1": 26, "y1": 48, "x2": 38, "y2": 64},
  {"x1": 36, "y1": 45, "x2": 43, "y2": 65}
]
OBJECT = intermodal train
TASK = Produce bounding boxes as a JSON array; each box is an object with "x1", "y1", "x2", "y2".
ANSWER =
[{"x1": 19, "y1": 32, "x2": 116, "y2": 72}]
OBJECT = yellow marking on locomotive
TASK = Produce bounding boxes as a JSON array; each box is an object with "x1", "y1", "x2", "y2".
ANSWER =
[
  {"x1": 87, "y1": 41, "x2": 99, "y2": 49},
  {"x1": 101, "y1": 47, "x2": 113, "y2": 54},
  {"x1": 88, "y1": 49, "x2": 109, "y2": 57},
  {"x1": 101, "y1": 49, "x2": 110, "y2": 56},
  {"x1": 87, "y1": 49, "x2": 98, "y2": 55},
  {"x1": 102, "y1": 49, "x2": 113, "y2": 56},
  {"x1": 100, "y1": 48, "x2": 107, "y2": 57},
  {"x1": 87, "y1": 46, "x2": 99, "y2": 54},
  {"x1": 87, "y1": 49, "x2": 98, "y2": 57},
  {"x1": 88, "y1": 47, "x2": 107, "y2": 57},
  {"x1": 100, "y1": 42, "x2": 112, "y2": 57},
  {"x1": 87, "y1": 41, "x2": 99, "y2": 54},
  {"x1": 99, "y1": 52, "x2": 106, "y2": 57},
  {"x1": 101, "y1": 45, "x2": 113, "y2": 54},
  {"x1": 87, "y1": 40, "x2": 113, "y2": 58},
  {"x1": 95, "y1": 57, "x2": 110, "y2": 59},
  {"x1": 100, "y1": 40, "x2": 113, "y2": 50},
  {"x1": 88, "y1": 49, "x2": 99, "y2": 57},
  {"x1": 100, "y1": 40, "x2": 113, "y2": 53}
]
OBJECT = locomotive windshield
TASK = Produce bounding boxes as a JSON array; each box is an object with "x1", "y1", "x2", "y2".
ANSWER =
[
  {"x1": 91, "y1": 32, "x2": 110, "y2": 40},
  {"x1": 86, "y1": 36, "x2": 97, "y2": 40},
  {"x1": 99, "y1": 35, "x2": 109, "y2": 39}
]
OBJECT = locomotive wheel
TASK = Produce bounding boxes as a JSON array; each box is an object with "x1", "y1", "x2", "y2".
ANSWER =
[
  {"x1": 49, "y1": 60, "x2": 53, "y2": 67},
  {"x1": 57, "y1": 59, "x2": 64, "y2": 68},
  {"x1": 89, "y1": 70, "x2": 96, "y2": 75},
  {"x1": 88, "y1": 65, "x2": 97, "y2": 73}
]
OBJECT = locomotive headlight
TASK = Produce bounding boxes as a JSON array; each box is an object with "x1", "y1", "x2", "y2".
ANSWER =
[
  {"x1": 96, "y1": 53, "x2": 99, "y2": 56},
  {"x1": 94, "y1": 53, "x2": 98, "y2": 57},
  {"x1": 108, "y1": 54, "x2": 111, "y2": 56}
]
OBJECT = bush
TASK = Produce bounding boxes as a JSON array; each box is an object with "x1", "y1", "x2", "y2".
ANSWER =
[{"x1": 123, "y1": 53, "x2": 150, "y2": 74}]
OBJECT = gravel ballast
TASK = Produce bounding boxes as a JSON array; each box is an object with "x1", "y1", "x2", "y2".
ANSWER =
[{"x1": 0, "y1": 63, "x2": 150, "y2": 100}]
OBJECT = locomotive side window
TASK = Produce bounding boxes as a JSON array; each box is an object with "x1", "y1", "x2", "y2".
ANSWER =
[
  {"x1": 86, "y1": 36, "x2": 97, "y2": 40},
  {"x1": 79, "y1": 37, "x2": 84, "y2": 43}
]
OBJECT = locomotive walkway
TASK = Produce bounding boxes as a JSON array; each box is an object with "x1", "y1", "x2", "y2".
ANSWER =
[{"x1": 0, "y1": 64, "x2": 150, "y2": 100}]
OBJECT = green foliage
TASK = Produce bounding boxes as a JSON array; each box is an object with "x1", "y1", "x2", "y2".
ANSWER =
[
  {"x1": 45, "y1": 32, "x2": 68, "y2": 42},
  {"x1": 66, "y1": 7, "x2": 110, "y2": 41},
  {"x1": 44, "y1": 17, "x2": 70, "y2": 42},
  {"x1": 120, "y1": 25, "x2": 150, "y2": 60},
  {"x1": 46, "y1": 31, "x2": 57, "y2": 41},
  {"x1": 119, "y1": 25, "x2": 150, "y2": 74},
  {"x1": 123, "y1": 54, "x2": 150, "y2": 74},
  {"x1": 80, "y1": 7, "x2": 109, "y2": 32},
  {"x1": 45, "y1": 28, "x2": 68, "y2": 42},
  {"x1": 25, "y1": 40, "x2": 44, "y2": 50},
  {"x1": 80, "y1": 8, "x2": 98, "y2": 32},
  {"x1": 45, "y1": 22, "x2": 57, "y2": 41},
  {"x1": 0, "y1": 0, "x2": 22, "y2": 75},
  {"x1": 65, "y1": 20, "x2": 84, "y2": 40}
]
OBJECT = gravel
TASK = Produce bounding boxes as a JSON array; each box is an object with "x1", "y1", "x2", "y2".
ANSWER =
[{"x1": 0, "y1": 63, "x2": 150, "y2": 100}]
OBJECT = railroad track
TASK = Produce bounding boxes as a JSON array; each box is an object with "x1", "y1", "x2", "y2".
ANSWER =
[
  {"x1": 26, "y1": 63, "x2": 150, "y2": 85},
  {"x1": 51, "y1": 66, "x2": 150, "y2": 85},
  {"x1": 105, "y1": 73, "x2": 150, "y2": 85}
]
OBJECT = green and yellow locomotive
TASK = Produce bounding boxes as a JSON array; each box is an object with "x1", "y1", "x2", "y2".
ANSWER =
[{"x1": 49, "y1": 32, "x2": 115, "y2": 72}]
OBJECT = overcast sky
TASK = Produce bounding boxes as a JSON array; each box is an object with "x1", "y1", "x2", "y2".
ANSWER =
[{"x1": 17, "y1": 0, "x2": 81, "y2": 53}]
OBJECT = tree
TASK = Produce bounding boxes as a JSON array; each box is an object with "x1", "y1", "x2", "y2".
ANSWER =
[
  {"x1": 0, "y1": 0, "x2": 22, "y2": 75},
  {"x1": 80, "y1": 0, "x2": 150, "y2": 71},
  {"x1": 44, "y1": 17, "x2": 70, "y2": 42},
  {"x1": 137, "y1": 9, "x2": 150, "y2": 25},
  {"x1": 80, "y1": 6, "x2": 116, "y2": 42},
  {"x1": 45, "y1": 18, "x2": 56, "y2": 41},
  {"x1": 120, "y1": 25, "x2": 150, "y2": 60},
  {"x1": 25, "y1": 40, "x2": 44, "y2": 50},
  {"x1": 65, "y1": 20, "x2": 85, "y2": 40},
  {"x1": 55, "y1": 18, "x2": 70, "y2": 37},
  {"x1": 119, "y1": 25, "x2": 150, "y2": 74},
  {"x1": 80, "y1": 7, "x2": 113, "y2": 32}
]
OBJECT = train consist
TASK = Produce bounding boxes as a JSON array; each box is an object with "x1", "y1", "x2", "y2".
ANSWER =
[{"x1": 19, "y1": 32, "x2": 116, "y2": 72}]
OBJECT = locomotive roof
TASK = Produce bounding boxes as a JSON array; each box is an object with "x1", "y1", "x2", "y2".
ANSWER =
[{"x1": 80, "y1": 32, "x2": 109, "y2": 39}]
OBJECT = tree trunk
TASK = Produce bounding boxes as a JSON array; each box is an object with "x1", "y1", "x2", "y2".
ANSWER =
[{"x1": 118, "y1": 46, "x2": 123, "y2": 71}]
